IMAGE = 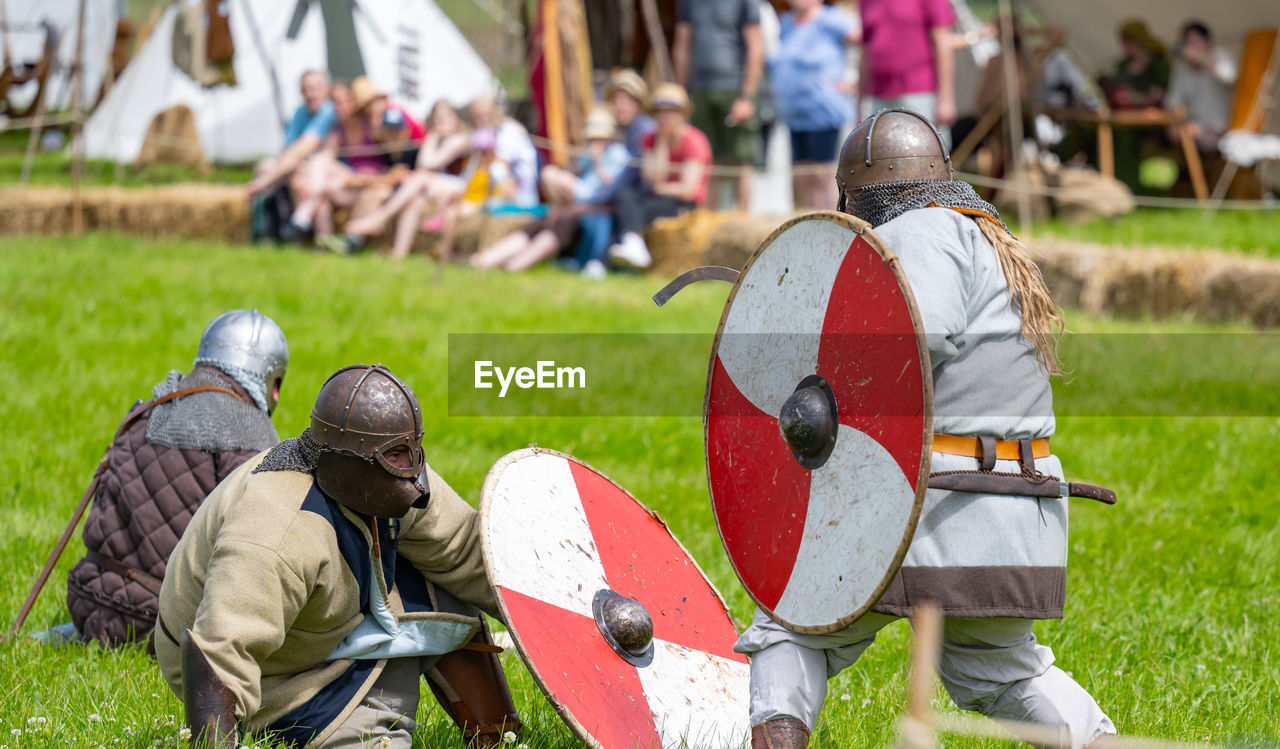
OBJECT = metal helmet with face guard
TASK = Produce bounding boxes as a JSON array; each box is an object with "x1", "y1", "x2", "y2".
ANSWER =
[
  {"x1": 195, "y1": 309, "x2": 289, "y2": 414},
  {"x1": 310, "y1": 364, "x2": 430, "y2": 518},
  {"x1": 835, "y1": 109, "x2": 952, "y2": 215}
]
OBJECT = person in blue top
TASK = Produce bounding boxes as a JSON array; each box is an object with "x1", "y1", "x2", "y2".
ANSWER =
[
  {"x1": 470, "y1": 107, "x2": 631, "y2": 279},
  {"x1": 604, "y1": 69, "x2": 656, "y2": 191},
  {"x1": 770, "y1": 0, "x2": 860, "y2": 209},
  {"x1": 247, "y1": 71, "x2": 338, "y2": 200}
]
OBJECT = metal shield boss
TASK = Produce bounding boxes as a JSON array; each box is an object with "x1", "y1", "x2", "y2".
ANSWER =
[
  {"x1": 480, "y1": 448, "x2": 750, "y2": 749},
  {"x1": 706, "y1": 212, "x2": 934, "y2": 634}
]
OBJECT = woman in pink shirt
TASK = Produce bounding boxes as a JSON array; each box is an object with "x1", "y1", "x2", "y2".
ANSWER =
[{"x1": 857, "y1": 0, "x2": 958, "y2": 131}]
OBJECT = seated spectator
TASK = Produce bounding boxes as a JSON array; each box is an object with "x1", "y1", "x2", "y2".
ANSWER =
[
  {"x1": 1166, "y1": 20, "x2": 1236, "y2": 152},
  {"x1": 770, "y1": 0, "x2": 860, "y2": 209},
  {"x1": 1100, "y1": 19, "x2": 1170, "y2": 110},
  {"x1": 605, "y1": 69, "x2": 657, "y2": 190},
  {"x1": 608, "y1": 83, "x2": 712, "y2": 270},
  {"x1": 246, "y1": 71, "x2": 334, "y2": 241},
  {"x1": 325, "y1": 99, "x2": 472, "y2": 259},
  {"x1": 355, "y1": 75, "x2": 426, "y2": 167},
  {"x1": 288, "y1": 80, "x2": 392, "y2": 241},
  {"x1": 470, "y1": 107, "x2": 630, "y2": 278},
  {"x1": 467, "y1": 95, "x2": 540, "y2": 209}
]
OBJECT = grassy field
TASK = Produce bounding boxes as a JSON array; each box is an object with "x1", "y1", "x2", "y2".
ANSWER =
[
  {"x1": 1017, "y1": 207, "x2": 1280, "y2": 261},
  {"x1": 0, "y1": 234, "x2": 1277, "y2": 748}
]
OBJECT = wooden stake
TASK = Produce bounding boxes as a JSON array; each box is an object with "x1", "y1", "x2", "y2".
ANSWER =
[
  {"x1": 542, "y1": 0, "x2": 569, "y2": 167},
  {"x1": 638, "y1": 0, "x2": 673, "y2": 83},
  {"x1": 903, "y1": 602, "x2": 942, "y2": 749},
  {"x1": 69, "y1": 0, "x2": 88, "y2": 236},
  {"x1": 997, "y1": 0, "x2": 1032, "y2": 236}
]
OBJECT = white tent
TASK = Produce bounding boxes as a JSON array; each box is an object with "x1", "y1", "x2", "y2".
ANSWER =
[
  {"x1": 85, "y1": 0, "x2": 495, "y2": 164},
  {"x1": 1023, "y1": 0, "x2": 1280, "y2": 77},
  {"x1": 1, "y1": 0, "x2": 116, "y2": 112}
]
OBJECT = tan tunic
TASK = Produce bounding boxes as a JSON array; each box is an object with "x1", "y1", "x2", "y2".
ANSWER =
[{"x1": 155, "y1": 452, "x2": 495, "y2": 741}]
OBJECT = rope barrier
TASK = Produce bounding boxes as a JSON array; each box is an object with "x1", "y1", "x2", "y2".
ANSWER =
[{"x1": 5, "y1": 114, "x2": 1274, "y2": 212}]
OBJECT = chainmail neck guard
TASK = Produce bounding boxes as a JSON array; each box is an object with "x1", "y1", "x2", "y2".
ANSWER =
[
  {"x1": 145, "y1": 368, "x2": 279, "y2": 453},
  {"x1": 847, "y1": 179, "x2": 1011, "y2": 233},
  {"x1": 254, "y1": 429, "x2": 323, "y2": 474},
  {"x1": 195, "y1": 357, "x2": 270, "y2": 413}
]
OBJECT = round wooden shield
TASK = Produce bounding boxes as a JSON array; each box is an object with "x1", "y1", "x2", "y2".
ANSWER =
[
  {"x1": 705, "y1": 211, "x2": 933, "y2": 634},
  {"x1": 480, "y1": 448, "x2": 750, "y2": 749}
]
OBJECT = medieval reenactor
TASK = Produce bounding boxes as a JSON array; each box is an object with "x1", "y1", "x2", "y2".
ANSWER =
[
  {"x1": 156, "y1": 364, "x2": 520, "y2": 748},
  {"x1": 736, "y1": 110, "x2": 1118, "y2": 748},
  {"x1": 63, "y1": 309, "x2": 288, "y2": 647}
]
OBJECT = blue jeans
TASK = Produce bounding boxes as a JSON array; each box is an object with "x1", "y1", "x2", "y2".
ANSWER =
[{"x1": 573, "y1": 212, "x2": 614, "y2": 266}]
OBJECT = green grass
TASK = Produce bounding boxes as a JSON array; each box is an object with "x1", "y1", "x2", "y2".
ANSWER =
[
  {"x1": 1, "y1": 234, "x2": 1277, "y2": 747},
  {"x1": 0, "y1": 130, "x2": 254, "y2": 188},
  {"x1": 1015, "y1": 207, "x2": 1280, "y2": 260}
]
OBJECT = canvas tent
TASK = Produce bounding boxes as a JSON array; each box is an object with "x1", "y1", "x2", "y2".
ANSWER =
[
  {"x1": 0, "y1": 0, "x2": 116, "y2": 112},
  {"x1": 85, "y1": 0, "x2": 495, "y2": 164}
]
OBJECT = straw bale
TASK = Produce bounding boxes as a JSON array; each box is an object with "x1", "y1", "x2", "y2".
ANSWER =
[
  {"x1": 646, "y1": 210, "x2": 734, "y2": 275},
  {"x1": 0, "y1": 184, "x2": 247, "y2": 242},
  {"x1": 702, "y1": 214, "x2": 786, "y2": 270},
  {"x1": 1029, "y1": 238, "x2": 1280, "y2": 328}
]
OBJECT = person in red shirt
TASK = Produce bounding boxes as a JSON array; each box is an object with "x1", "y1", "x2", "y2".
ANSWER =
[{"x1": 608, "y1": 82, "x2": 712, "y2": 269}]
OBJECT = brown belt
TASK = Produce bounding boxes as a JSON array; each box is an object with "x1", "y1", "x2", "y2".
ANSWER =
[
  {"x1": 933, "y1": 433, "x2": 1050, "y2": 462},
  {"x1": 85, "y1": 551, "x2": 164, "y2": 596}
]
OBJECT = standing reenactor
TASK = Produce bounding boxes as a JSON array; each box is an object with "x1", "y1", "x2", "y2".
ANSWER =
[
  {"x1": 157, "y1": 364, "x2": 519, "y2": 748},
  {"x1": 63, "y1": 310, "x2": 287, "y2": 647},
  {"x1": 738, "y1": 110, "x2": 1117, "y2": 749}
]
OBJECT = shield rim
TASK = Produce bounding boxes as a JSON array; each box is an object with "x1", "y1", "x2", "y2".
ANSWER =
[
  {"x1": 702, "y1": 210, "x2": 935, "y2": 636},
  {"x1": 478, "y1": 446, "x2": 743, "y2": 749}
]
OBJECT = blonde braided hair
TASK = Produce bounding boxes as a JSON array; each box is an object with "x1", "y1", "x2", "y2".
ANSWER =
[{"x1": 973, "y1": 215, "x2": 1065, "y2": 377}]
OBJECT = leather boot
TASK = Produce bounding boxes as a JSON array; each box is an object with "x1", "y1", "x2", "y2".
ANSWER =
[
  {"x1": 180, "y1": 629, "x2": 237, "y2": 748},
  {"x1": 752, "y1": 718, "x2": 810, "y2": 749},
  {"x1": 424, "y1": 622, "x2": 521, "y2": 747}
]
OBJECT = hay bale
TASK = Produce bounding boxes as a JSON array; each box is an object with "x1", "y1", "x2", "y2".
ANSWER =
[
  {"x1": 702, "y1": 214, "x2": 784, "y2": 270},
  {"x1": 0, "y1": 184, "x2": 247, "y2": 241},
  {"x1": 134, "y1": 105, "x2": 210, "y2": 175},
  {"x1": 646, "y1": 210, "x2": 734, "y2": 275},
  {"x1": 1051, "y1": 167, "x2": 1135, "y2": 223},
  {"x1": 448, "y1": 213, "x2": 531, "y2": 259},
  {"x1": 1029, "y1": 237, "x2": 1280, "y2": 327}
]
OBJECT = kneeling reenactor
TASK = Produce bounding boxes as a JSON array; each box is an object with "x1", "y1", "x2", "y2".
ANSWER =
[{"x1": 156, "y1": 364, "x2": 519, "y2": 748}]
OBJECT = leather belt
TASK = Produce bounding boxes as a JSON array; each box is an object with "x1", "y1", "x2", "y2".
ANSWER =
[
  {"x1": 85, "y1": 551, "x2": 164, "y2": 596},
  {"x1": 933, "y1": 434, "x2": 1050, "y2": 461}
]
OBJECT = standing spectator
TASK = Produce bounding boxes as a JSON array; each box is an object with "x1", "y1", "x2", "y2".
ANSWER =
[
  {"x1": 770, "y1": 0, "x2": 860, "y2": 209},
  {"x1": 1166, "y1": 21, "x2": 1236, "y2": 152},
  {"x1": 471, "y1": 108, "x2": 630, "y2": 277},
  {"x1": 673, "y1": 0, "x2": 764, "y2": 211},
  {"x1": 858, "y1": 0, "x2": 958, "y2": 133},
  {"x1": 608, "y1": 83, "x2": 712, "y2": 269}
]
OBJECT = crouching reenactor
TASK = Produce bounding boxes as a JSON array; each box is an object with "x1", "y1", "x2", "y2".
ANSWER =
[
  {"x1": 155, "y1": 364, "x2": 519, "y2": 748},
  {"x1": 65, "y1": 309, "x2": 287, "y2": 647}
]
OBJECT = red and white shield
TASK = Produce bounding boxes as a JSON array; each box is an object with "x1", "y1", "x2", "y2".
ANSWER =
[
  {"x1": 480, "y1": 448, "x2": 750, "y2": 749},
  {"x1": 706, "y1": 212, "x2": 933, "y2": 634}
]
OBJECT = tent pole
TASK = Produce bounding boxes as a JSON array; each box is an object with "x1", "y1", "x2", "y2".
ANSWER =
[
  {"x1": 69, "y1": 0, "x2": 88, "y2": 236},
  {"x1": 638, "y1": 0, "x2": 672, "y2": 82},
  {"x1": 997, "y1": 0, "x2": 1031, "y2": 235},
  {"x1": 1207, "y1": 32, "x2": 1280, "y2": 212},
  {"x1": 543, "y1": 0, "x2": 569, "y2": 167}
]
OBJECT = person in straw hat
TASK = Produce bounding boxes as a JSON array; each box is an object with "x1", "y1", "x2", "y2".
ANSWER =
[
  {"x1": 471, "y1": 106, "x2": 630, "y2": 278},
  {"x1": 606, "y1": 82, "x2": 712, "y2": 270}
]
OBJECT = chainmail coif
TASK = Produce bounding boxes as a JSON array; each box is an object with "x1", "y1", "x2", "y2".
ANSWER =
[
  {"x1": 145, "y1": 368, "x2": 279, "y2": 452},
  {"x1": 254, "y1": 428, "x2": 323, "y2": 474},
  {"x1": 849, "y1": 178, "x2": 1011, "y2": 233}
]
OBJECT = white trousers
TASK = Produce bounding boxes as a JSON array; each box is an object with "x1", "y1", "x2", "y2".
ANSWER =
[{"x1": 739, "y1": 610, "x2": 1115, "y2": 749}]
